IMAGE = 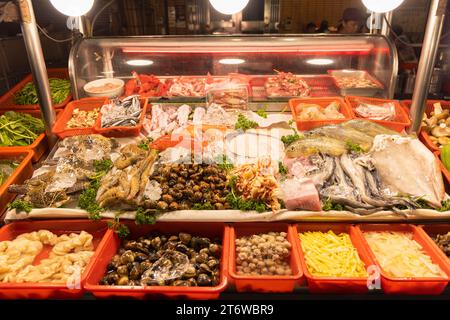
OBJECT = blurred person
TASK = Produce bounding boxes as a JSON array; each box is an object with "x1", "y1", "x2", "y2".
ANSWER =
[
  {"x1": 317, "y1": 20, "x2": 329, "y2": 33},
  {"x1": 338, "y1": 8, "x2": 365, "y2": 34},
  {"x1": 391, "y1": 24, "x2": 418, "y2": 63},
  {"x1": 304, "y1": 22, "x2": 316, "y2": 33}
]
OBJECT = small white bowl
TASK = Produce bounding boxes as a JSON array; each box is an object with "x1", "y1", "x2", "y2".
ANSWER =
[{"x1": 84, "y1": 78, "x2": 124, "y2": 98}]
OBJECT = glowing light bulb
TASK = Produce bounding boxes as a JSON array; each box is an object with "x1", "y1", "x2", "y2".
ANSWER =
[
  {"x1": 219, "y1": 58, "x2": 245, "y2": 65},
  {"x1": 362, "y1": 0, "x2": 405, "y2": 13},
  {"x1": 127, "y1": 59, "x2": 154, "y2": 66},
  {"x1": 306, "y1": 59, "x2": 334, "y2": 66},
  {"x1": 209, "y1": 0, "x2": 249, "y2": 15},
  {"x1": 50, "y1": 0, "x2": 94, "y2": 17}
]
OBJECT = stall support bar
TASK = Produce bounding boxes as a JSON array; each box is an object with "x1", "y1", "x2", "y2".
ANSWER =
[
  {"x1": 18, "y1": 0, "x2": 57, "y2": 146},
  {"x1": 409, "y1": 0, "x2": 447, "y2": 133}
]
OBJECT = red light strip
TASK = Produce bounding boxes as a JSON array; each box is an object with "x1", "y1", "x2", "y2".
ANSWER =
[{"x1": 122, "y1": 47, "x2": 373, "y2": 54}]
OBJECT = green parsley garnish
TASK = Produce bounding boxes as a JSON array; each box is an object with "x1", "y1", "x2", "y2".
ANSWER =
[
  {"x1": 8, "y1": 199, "x2": 32, "y2": 213},
  {"x1": 235, "y1": 114, "x2": 258, "y2": 131}
]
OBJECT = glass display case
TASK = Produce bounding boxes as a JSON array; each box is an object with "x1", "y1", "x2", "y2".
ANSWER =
[{"x1": 68, "y1": 34, "x2": 398, "y2": 100}]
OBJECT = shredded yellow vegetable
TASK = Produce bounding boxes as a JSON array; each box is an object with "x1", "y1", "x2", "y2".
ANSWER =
[
  {"x1": 364, "y1": 231, "x2": 446, "y2": 278},
  {"x1": 299, "y1": 230, "x2": 368, "y2": 277}
]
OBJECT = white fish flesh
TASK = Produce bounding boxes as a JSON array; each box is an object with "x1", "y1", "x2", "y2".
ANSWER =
[{"x1": 370, "y1": 135, "x2": 445, "y2": 208}]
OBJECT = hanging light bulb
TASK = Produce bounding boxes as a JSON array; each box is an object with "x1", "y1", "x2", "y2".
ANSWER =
[
  {"x1": 50, "y1": 0, "x2": 94, "y2": 17},
  {"x1": 362, "y1": 0, "x2": 405, "y2": 13},
  {"x1": 209, "y1": 0, "x2": 249, "y2": 15}
]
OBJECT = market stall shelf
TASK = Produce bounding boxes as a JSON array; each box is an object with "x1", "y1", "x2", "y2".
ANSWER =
[
  {"x1": 84, "y1": 222, "x2": 229, "y2": 300},
  {"x1": 0, "y1": 219, "x2": 110, "y2": 299},
  {"x1": 0, "y1": 68, "x2": 72, "y2": 111}
]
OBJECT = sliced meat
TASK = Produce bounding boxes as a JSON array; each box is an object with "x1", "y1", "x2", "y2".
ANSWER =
[{"x1": 281, "y1": 177, "x2": 321, "y2": 211}]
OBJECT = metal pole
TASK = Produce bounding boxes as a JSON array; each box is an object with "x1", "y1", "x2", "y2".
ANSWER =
[
  {"x1": 381, "y1": 11, "x2": 393, "y2": 36},
  {"x1": 17, "y1": 0, "x2": 57, "y2": 146},
  {"x1": 409, "y1": 0, "x2": 447, "y2": 133}
]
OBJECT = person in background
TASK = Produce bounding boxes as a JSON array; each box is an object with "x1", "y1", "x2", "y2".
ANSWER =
[
  {"x1": 391, "y1": 24, "x2": 418, "y2": 63},
  {"x1": 317, "y1": 20, "x2": 329, "y2": 33},
  {"x1": 338, "y1": 8, "x2": 365, "y2": 34},
  {"x1": 304, "y1": 22, "x2": 317, "y2": 33}
]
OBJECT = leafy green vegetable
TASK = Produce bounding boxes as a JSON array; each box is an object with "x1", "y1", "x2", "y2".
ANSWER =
[
  {"x1": 322, "y1": 198, "x2": 344, "y2": 211},
  {"x1": 107, "y1": 215, "x2": 130, "y2": 238},
  {"x1": 278, "y1": 161, "x2": 288, "y2": 176},
  {"x1": 135, "y1": 207, "x2": 157, "y2": 225},
  {"x1": 288, "y1": 119, "x2": 294, "y2": 126},
  {"x1": 438, "y1": 199, "x2": 450, "y2": 212},
  {"x1": 256, "y1": 107, "x2": 268, "y2": 118},
  {"x1": 93, "y1": 159, "x2": 113, "y2": 173},
  {"x1": 137, "y1": 138, "x2": 154, "y2": 151},
  {"x1": 78, "y1": 159, "x2": 113, "y2": 219},
  {"x1": 78, "y1": 188, "x2": 102, "y2": 220},
  {"x1": 0, "y1": 111, "x2": 45, "y2": 147},
  {"x1": 14, "y1": 78, "x2": 71, "y2": 105},
  {"x1": 226, "y1": 175, "x2": 268, "y2": 213},
  {"x1": 346, "y1": 141, "x2": 364, "y2": 153},
  {"x1": 215, "y1": 154, "x2": 234, "y2": 172},
  {"x1": 192, "y1": 202, "x2": 215, "y2": 210},
  {"x1": 281, "y1": 132, "x2": 301, "y2": 146},
  {"x1": 8, "y1": 199, "x2": 32, "y2": 213},
  {"x1": 235, "y1": 114, "x2": 258, "y2": 131}
]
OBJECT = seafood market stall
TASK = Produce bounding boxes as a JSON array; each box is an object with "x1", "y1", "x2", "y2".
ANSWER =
[{"x1": 1, "y1": 33, "x2": 450, "y2": 299}]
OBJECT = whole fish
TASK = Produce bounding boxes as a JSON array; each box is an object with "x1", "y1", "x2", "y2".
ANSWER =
[
  {"x1": 341, "y1": 119, "x2": 397, "y2": 137},
  {"x1": 307, "y1": 124, "x2": 373, "y2": 151},
  {"x1": 285, "y1": 136, "x2": 347, "y2": 158}
]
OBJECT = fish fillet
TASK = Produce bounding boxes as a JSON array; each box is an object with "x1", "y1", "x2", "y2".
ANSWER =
[{"x1": 370, "y1": 135, "x2": 445, "y2": 208}]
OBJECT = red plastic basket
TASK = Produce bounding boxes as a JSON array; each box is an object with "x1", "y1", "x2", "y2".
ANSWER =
[
  {"x1": 401, "y1": 100, "x2": 450, "y2": 152},
  {"x1": 0, "y1": 150, "x2": 33, "y2": 217},
  {"x1": 416, "y1": 224, "x2": 450, "y2": 264},
  {"x1": 84, "y1": 222, "x2": 229, "y2": 300},
  {"x1": 353, "y1": 224, "x2": 449, "y2": 295},
  {"x1": 228, "y1": 223, "x2": 303, "y2": 293},
  {"x1": 289, "y1": 97, "x2": 353, "y2": 131},
  {"x1": 0, "y1": 68, "x2": 72, "y2": 110},
  {"x1": 293, "y1": 223, "x2": 375, "y2": 294},
  {"x1": 94, "y1": 98, "x2": 148, "y2": 137},
  {"x1": 0, "y1": 219, "x2": 110, "y2": 299},
  {"x1": 0, "y1": 109, "x2": 56, "y2": 162},
  {"x1": 52, "y1": 97, "x2": 107, "y2": 139},
  {"x1": 345, "y1": 96, "x2": 411, "y2": 132}
]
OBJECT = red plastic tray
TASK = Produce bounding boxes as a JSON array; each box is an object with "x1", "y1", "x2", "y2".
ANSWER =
[
  {"x1": 289, "y1": 97, "x2": 353, "y2": 131},
  {"x1": 0, "y1": 109, "x2": 53, "y2": 163},
  {"x1": 228, "y1": 223, "x2": 303, "y2": 293},
  {"x1": 416, "y1": 224, "x2": 450, "y2": 264},
  {"x1": 84, "y1": 222, "x2": 229, "y2": 299},
  {"x1": 0, "y1": 68, "x2": 72, "y2": 110},
  {"x1": 0, "y1": 150, "x2": 33, "y2": 216},
  {"x1": 52, "y1": 97, "x2": 107, "y2": 139},
  {"x1": 293, "y1": 223, "x2": 375, "y2": 294},
  {"x1": 353, "y1": 224, "x2": 449, "y2": 295},
  {"x1": 345, "y1": 96, "x2": 411, "y2": 132},
  {"x1": 94, "y1": 98, "x2": 148, "y2": 137},
  {"x1": 0, "y1": 219, "x2": 110, "y2": 299},
  {"x1": 401, "y1": 100, "x2": 450, "y2": 152}
]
